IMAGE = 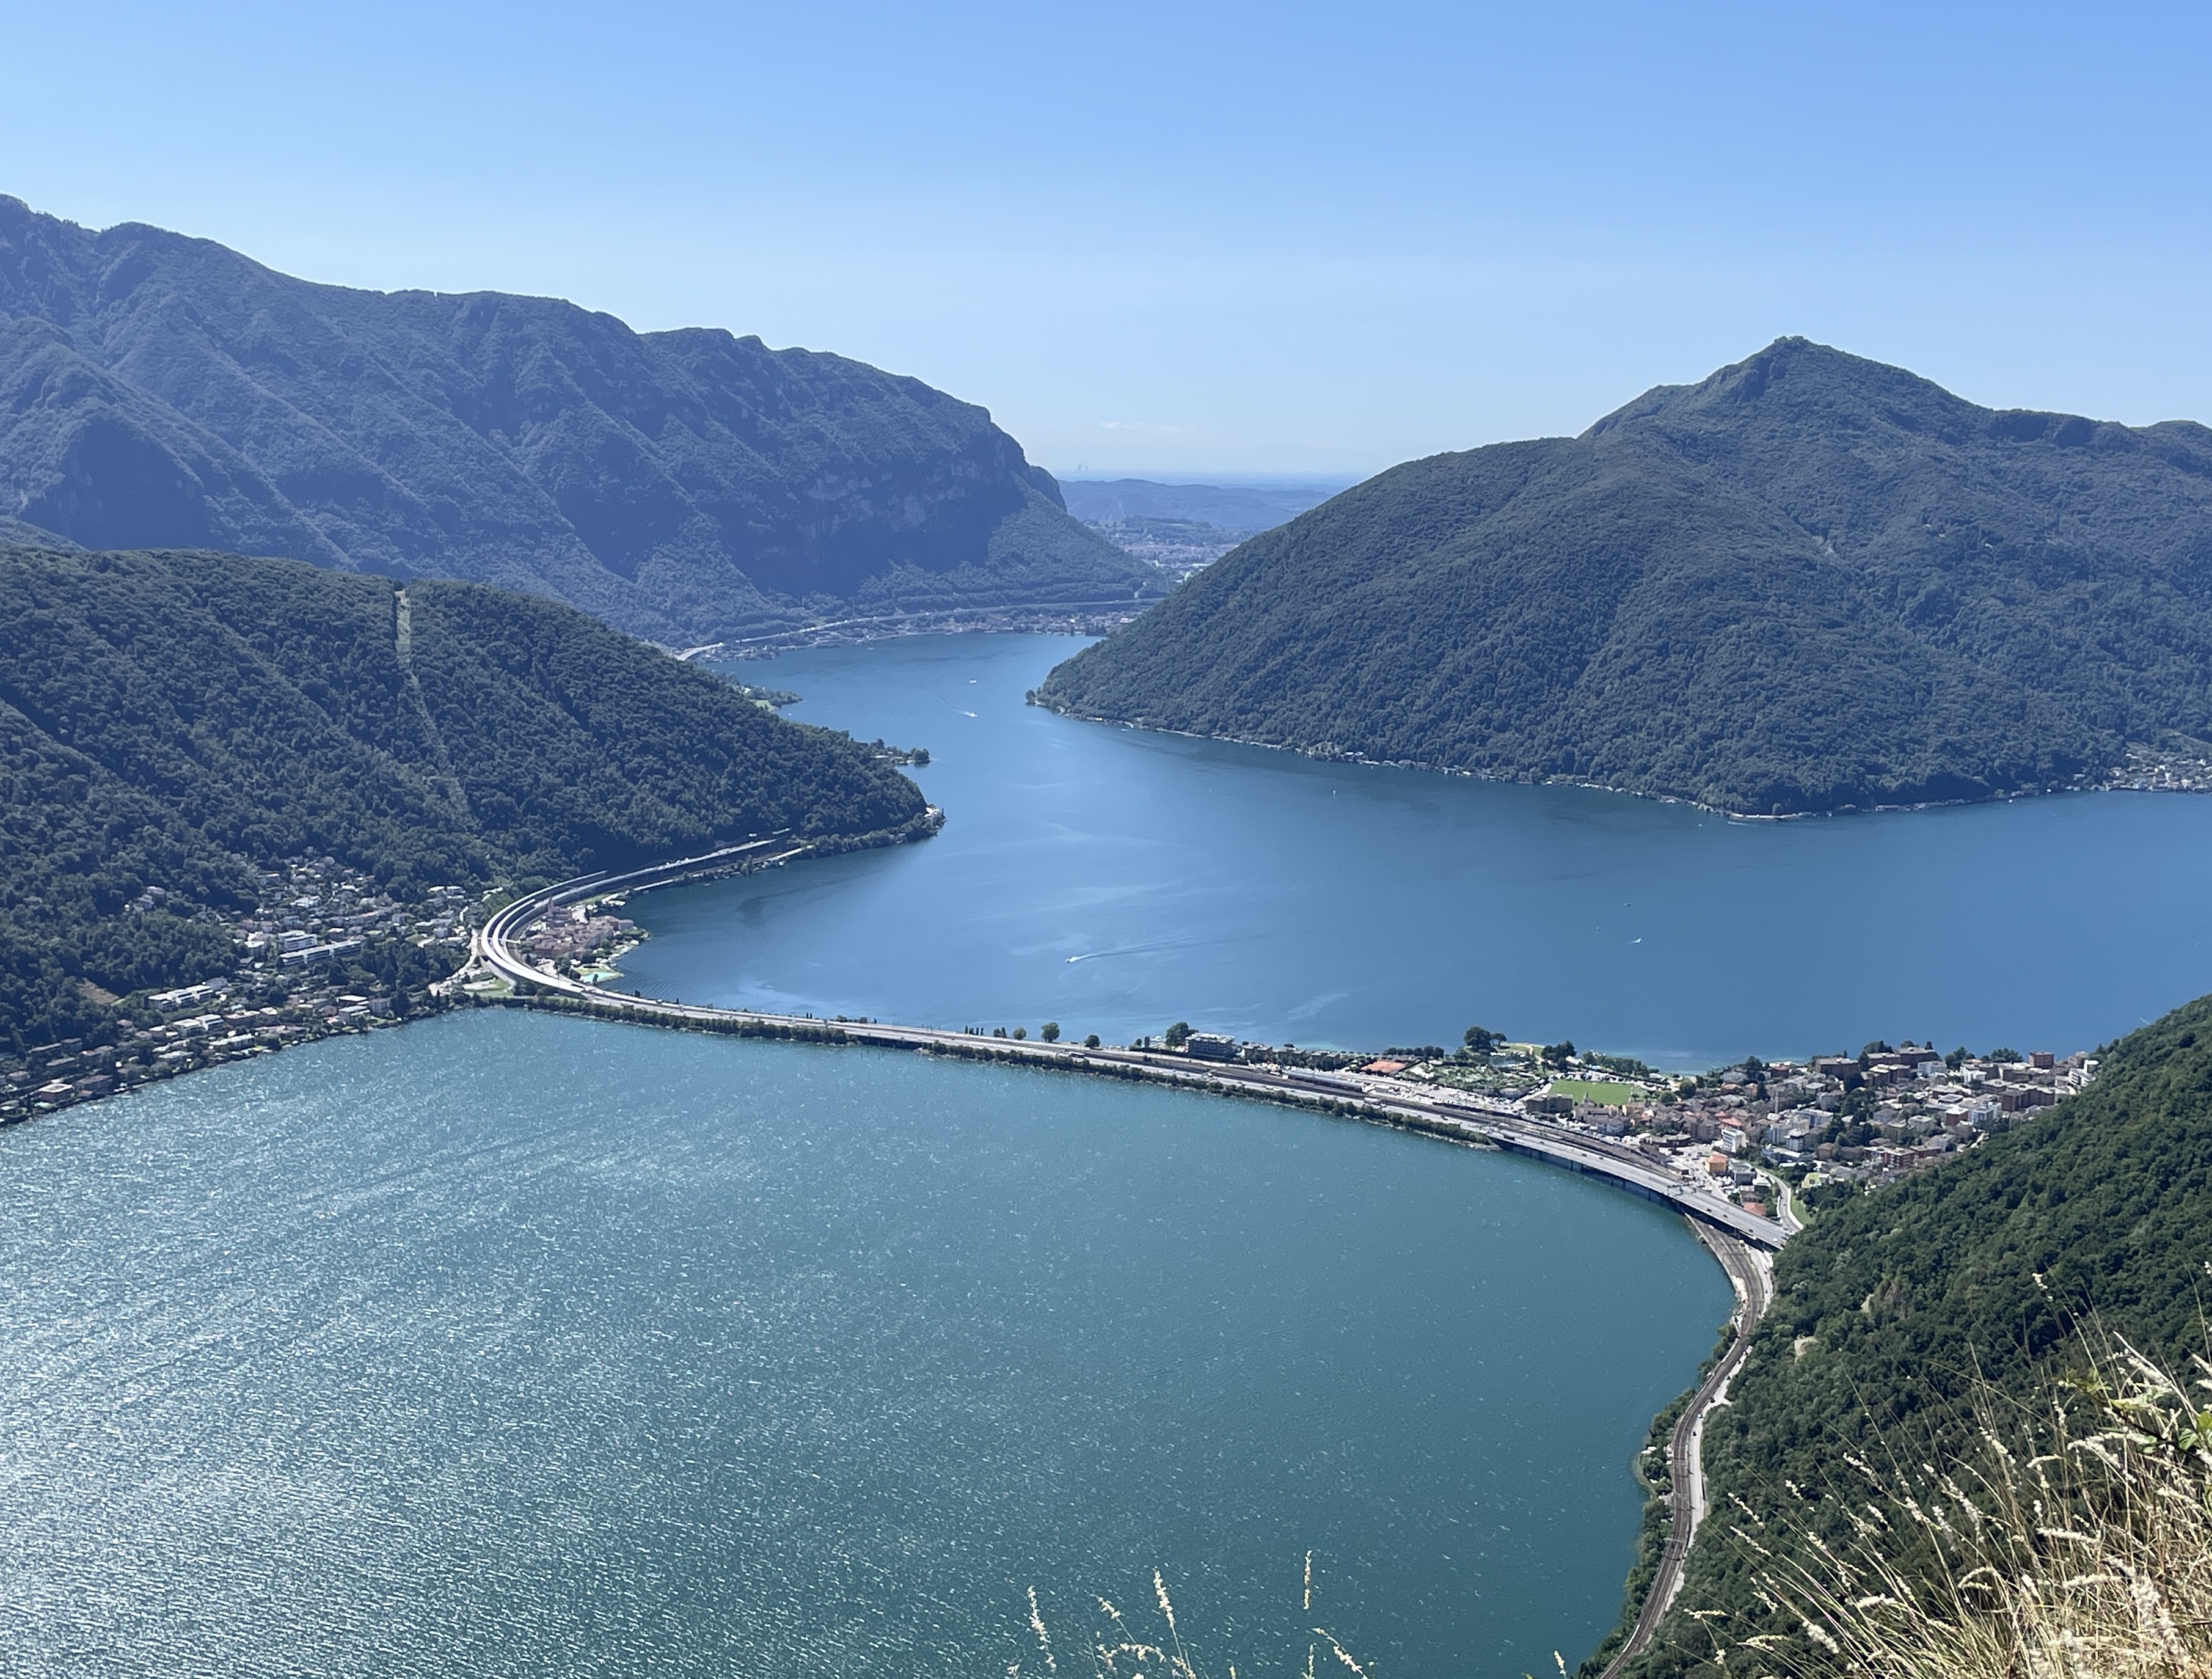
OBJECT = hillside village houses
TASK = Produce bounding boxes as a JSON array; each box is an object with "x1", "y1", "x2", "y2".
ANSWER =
[{"x1": 1, "y1": 857, "x2": 475, "y2": 1126}]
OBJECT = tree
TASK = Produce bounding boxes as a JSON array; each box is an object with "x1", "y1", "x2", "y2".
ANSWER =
[
  {"x1": 1542, "y1": 1039, "x2": 1576, "y2": 1069},
  {"x1": 1462, "y1": 1025, "x2": 1502, "y2": 1057},
  {"x1": 1012, "y1": 1027, "x2": 1027, "y2": 1040},
  {"x1": 1040, "y1": 1022, "x2": 1060, "y2": 1042},
  {"x1": 1164, "y1": 1021, "x2": 1191, "y2": 1048},
  {"x1": 1084, "y1": 1034, "x2": 1100, "y2": 1048}
]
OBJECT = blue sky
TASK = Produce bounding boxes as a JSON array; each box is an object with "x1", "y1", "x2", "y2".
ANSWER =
[{"x1": 5, "y1": 1, "x2": 2206, "y2": 475}]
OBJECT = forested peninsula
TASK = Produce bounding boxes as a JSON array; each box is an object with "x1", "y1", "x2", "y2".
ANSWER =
[
  {"x1": 0, "y1": 544, "x2": 930, "y2": 1054},
  {"x1": 0, "y1": 196, "x2": 1163, "y2": 643},
  {"x1": 1039, "y1": 339, "x2": 2212, "y2": 814},
  {"x1": 1621, "y1": 991, "x2": 2212, "y2": 1679}
]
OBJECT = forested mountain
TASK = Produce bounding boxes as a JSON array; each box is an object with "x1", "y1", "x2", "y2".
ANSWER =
[
  {"x1": 0, "y1": 196, "x2": 1161, "y2": 643},
  {"x1": 1040, "y1": 340, "x2": 2212, "y2": 814},
  {"x1": 1624, "y1": 993, "x2": 2212, "y2": 1678},
  {"x1": 0, "y1": 543, "x2": 930, "y2": 1048}
]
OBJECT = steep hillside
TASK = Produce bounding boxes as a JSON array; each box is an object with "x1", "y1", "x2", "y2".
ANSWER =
[
  {"x1": 1622, "y1": 993, "x2": 2212, "y2": 1678},
  {"x1": 0, "y1": 196, "x2": 1161, "y2": 643},
  {"x1": 1040, "y1": 340, "x2": 2212, "y2": 814},
  {"x1": 0, "y1": 544, "x2": 930, "y2": 1049}
]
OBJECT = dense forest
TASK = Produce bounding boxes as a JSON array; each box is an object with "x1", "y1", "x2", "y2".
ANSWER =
[
  {"x1": 1621, "y1": 991, "x2": 2212, "y2": 1678},
  {"x1": 1040, "y1": 339, "x2": 2212, "y2": 814},
  {"x1": 0, "y1": 195, "x2": 1161, "y2": 643},
  {"x1": 0, "y1": 543, "x2": 930, "y2": 1049}
]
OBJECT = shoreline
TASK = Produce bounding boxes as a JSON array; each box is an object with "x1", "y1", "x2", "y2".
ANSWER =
[
  {"x1": 467, "y1": 839, "x2": 1806, "y2": 1678},
  {"x1": 468, "y1": 843, "x2": 1788, "y2": 1253},
  {"x1": 1588, "y1": 1225, "x2": 1771, "y2": 1678},
  {"x1": 1028, "y1": 700, "x2": 2211, "y2": 820},
  {"x1": 676, "y1": 601, "x2": 1159, "y2": 660},
  {"x1": 8, "y1": 833, "x2": 1788, "y2": 1678}
]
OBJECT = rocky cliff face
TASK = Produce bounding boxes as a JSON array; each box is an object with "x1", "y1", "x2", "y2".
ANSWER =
[{"x1": 0, "y1": 197, "x2": 1160, "y2": 641}]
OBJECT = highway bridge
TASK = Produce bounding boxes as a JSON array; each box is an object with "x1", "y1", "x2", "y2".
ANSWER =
[{"x1": 475, "y1": 843, "x2": 1790, "y2": 1253}]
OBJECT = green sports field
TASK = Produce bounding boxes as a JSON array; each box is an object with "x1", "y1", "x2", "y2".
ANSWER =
[{"x1": 1547, "y1": 1078, "x2": 1638, "y2": 1107}]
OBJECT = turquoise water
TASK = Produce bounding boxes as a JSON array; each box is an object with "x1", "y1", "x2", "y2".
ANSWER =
[
  {"x1": 0, "y1": 1011, "x2": 1728, "y2": 1676},
  {"x1": 624, "y1": 634, "x2": 2212, "y2": 1067},
  {"x1": 17, "y1": 626, "x2": 2194, "y2": 1675}
]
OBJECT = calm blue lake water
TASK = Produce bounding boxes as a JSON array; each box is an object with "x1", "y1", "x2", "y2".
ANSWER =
[
  {"x1": 627, "y1": 634, "x2": 2212, "y2": 1067},
  {"x1": 15, "y1": 628, "x2": 2196, "y2": 1675},
  {"x1": 0, "y1": 1012, "x2": 1728, "y2": 1676}
]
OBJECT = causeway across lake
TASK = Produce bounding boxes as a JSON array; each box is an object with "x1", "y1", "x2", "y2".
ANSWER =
[{"x1": 7, "y1": 631, "x2": 2205, "y2": 1675}]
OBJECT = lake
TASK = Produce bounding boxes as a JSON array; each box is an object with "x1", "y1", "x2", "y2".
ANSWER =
[
  {"x1": 12, "y1": 627, "x2": 2198, "y2": 1676},
  {"x1": 0, "y1": 1011, "x2": 1728, "y2": 1676},
  {"x1": 619, "y1": 633, "x2": 2212, "y2": 1068}
]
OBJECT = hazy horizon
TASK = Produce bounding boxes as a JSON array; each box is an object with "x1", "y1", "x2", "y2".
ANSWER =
[{"x1": 9, "y1": 2, "x2": 2207, "y2": 476}]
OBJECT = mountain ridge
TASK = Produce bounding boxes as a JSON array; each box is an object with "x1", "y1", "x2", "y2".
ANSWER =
[
  {"x1": 1037, "y1": 339, "x2": 2212, "y2": 814},
  {"x1": 1623, "y1": 987, "x2": 2212, "y2": 1678},
  {"x1": 0, "y1": 196, "x2": 1163, "y2": 642},
  {"x1": 0, "y1": 541, "x2": 930, "y2": 1050}
]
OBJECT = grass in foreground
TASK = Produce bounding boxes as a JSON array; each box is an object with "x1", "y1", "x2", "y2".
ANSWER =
[
  {"x1": 1734, "y1": 1334, "x2": 2212, "y2": 1679},
  {"x1": 1019, "y1": 1563, "x2": 1376, "y2": 1679}
]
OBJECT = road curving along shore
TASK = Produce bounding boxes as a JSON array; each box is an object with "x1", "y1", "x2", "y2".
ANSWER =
[
  {"x1": 473, "y1": 839, "x2": 1788, "y2": 1674},
  {"x1": 473, "y1": 841, "x2": 1793, "y2": 1253}
]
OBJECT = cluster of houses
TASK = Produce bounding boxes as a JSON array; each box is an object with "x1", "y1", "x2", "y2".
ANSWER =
[
  {"x1": 230, "y1": 870, "x2": 469, "y2": 963},
  {"x1": 1, "y1": 858, "x2": 475, "y2": 1126},
  {"x1": 1518, "y1": 1044, "x2": 2096, "y2": 1205},
  {"x1": 520, "y1": 904, "x2": 639, "y2": 967}
]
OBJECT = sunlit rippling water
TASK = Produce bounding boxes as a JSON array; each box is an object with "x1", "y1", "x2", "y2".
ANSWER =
[{"x1": 0, "y1": 1011, "x2": 1728, "y2": 1676}]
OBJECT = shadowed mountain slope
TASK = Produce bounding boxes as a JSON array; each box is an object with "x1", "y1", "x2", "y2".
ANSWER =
[
  {"x1": 1040, "y1": 340, "x2": 2212, "y2": 814},
  {"x1": 0, "y1": 196, "x2": 1161, "y2": 643}
]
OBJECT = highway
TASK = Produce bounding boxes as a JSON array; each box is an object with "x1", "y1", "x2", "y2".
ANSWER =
[
  {"x1": 474, "y1": 845, "x2": 1789, "y2": 1251},
  {"x1": 474, "y1": 843, "x2": 1789, "y2": 1667},
  {"x1": 1596, "y1": 1224, "x2": 1771, "y2": 1679}
]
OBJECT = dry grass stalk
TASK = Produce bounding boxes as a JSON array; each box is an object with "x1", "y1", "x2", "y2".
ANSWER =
[
  {"x1": 1737, "y1": 1339, "x2": 2212, "y2": 1679},
  {"x1": 1023, "y1": 1563, "x2": 1365, "y2": 1679}
]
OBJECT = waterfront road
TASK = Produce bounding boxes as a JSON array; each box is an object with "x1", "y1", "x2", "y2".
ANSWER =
[
  {"x1": 476, "y1": 844, "x2": 1786, "y2": 1668},
  {"x1": 473, "y1": 844, "x2": 1790, "y2": 1252},
  {"x1": 1597, "y1": 1225, "x2": 1772, "y2": 1679}
]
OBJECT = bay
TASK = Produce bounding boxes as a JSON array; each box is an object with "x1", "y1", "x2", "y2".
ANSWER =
[
  {"x1": 0, "y1": 1011, "x2": 1727, "y2": 1676},
  {"x1": 621, "y1": 634, "x2": 2212, "y2": 1066}
]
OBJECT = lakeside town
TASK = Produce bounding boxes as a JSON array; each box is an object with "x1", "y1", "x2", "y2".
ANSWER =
[
  {"x1": 3, "y1": 871, "x2": 2097, "y2": 1236},
  {"x1": 1318, "y1": 1034, "x2": 2093, "y2": 1218},
  {"x1": 0, "y1": 857, "x2": 472, "y2": 1126},
  {"x1": 1129, "y1": 1025, "x2": 2096, "y2": 1223}
]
